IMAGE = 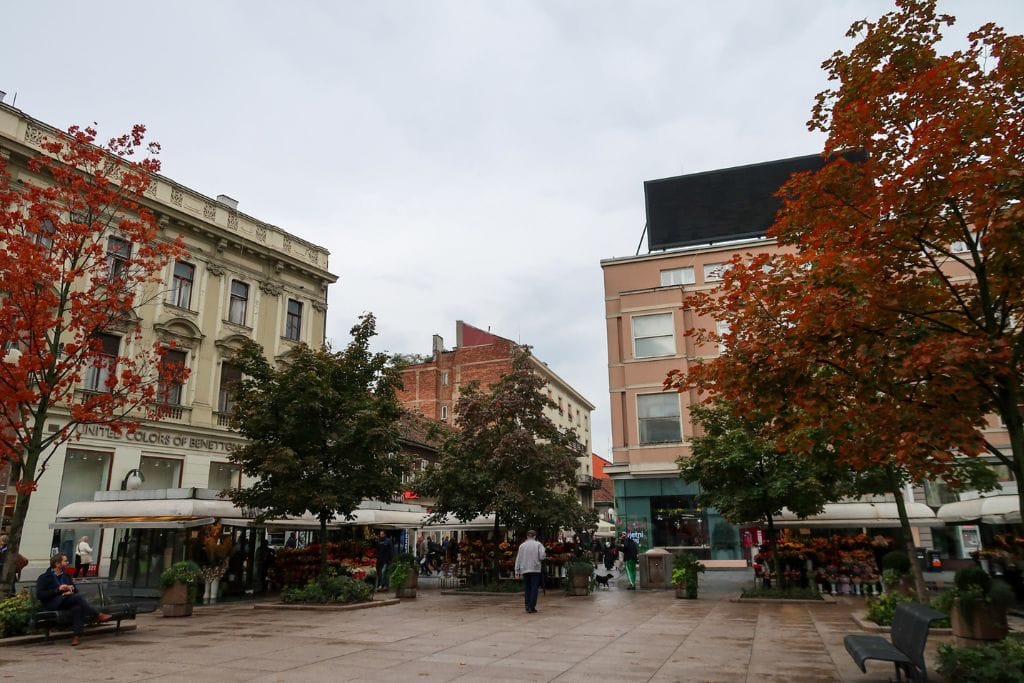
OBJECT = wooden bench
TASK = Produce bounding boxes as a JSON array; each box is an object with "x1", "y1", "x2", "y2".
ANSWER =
[
  {"x1": 17, "y1": 580, "x2": 139, "y2": 640},
  {"x1": 844, "y1": 602, "x2": 945, "y2": 682}
]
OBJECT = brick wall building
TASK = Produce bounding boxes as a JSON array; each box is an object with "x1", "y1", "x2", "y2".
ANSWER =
[{"x1": 398, "y1": 320, "x2": 599, "y2": 507}]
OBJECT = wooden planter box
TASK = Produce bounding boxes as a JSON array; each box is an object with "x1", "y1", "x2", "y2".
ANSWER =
[{"x1": 951, "y1": 598, "x2": 1008, "y2": 647}]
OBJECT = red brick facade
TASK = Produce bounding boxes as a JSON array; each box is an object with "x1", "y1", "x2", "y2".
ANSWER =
[{"x1": 397, "y1": 321, "x2": 517, "y2": 424}]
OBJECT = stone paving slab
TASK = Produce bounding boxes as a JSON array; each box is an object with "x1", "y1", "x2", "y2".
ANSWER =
[{"x1": 0, "y1": 571, "x2": 957, "y2": 682}]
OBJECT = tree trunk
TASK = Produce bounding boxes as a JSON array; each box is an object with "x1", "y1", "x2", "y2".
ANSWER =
[
  {"x1": 490, "y1": 512, "x2": 501, "y2": 583},
  {"x1": 765, "y1": 514, "x2": 780, "y2": 590},
  {"x1": 318, "y1": 516, "x2": 329, "y2": 576},
  {"x1": 892, "y1": 483, "x2": 928, "y2": 602}
]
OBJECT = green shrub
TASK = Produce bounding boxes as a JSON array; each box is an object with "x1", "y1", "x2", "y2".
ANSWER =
[
  {"x1": 937, "y1": 635, "x2": 1024, "y2": 683},
  {"x1": 955, "y1": 565, "x2": 992, "y2": 593},
  {"x1": 866, "y1": 590, "x2": 913, "y2": 626},
  {"x1": 881, "y1": 550, "x2": 911, "y2": 575},
  {"x1": 389, "y1": 553, "x2": 417, "y2": 588},
  {"x1": 159, "y1": 561, "x2": 203, "y2": 604},
  {"x1": 282, "y1": 573, "x2": 373, "y2": 604},
  {"x1": 0, "y1": 591, "x2": 37, "y2": 638}
]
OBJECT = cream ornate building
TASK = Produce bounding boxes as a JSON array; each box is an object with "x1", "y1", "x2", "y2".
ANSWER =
[{"x1": 0, "y1": 101, "x2": 336, "y2": 579}]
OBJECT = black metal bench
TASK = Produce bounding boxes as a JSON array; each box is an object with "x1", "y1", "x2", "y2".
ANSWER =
[
  {"x1": 17, "y1": 580, "x2": 139, "y2": 640},
  {"x1": 844, "y1": 602, "x2": 945, "y2": 682}
]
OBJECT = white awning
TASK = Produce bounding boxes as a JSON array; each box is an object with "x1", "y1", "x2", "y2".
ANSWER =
[
  {"x1": 773, "y1": 502, "x2": 942, "y2": 528},
  {"x1": 422, "y1": 514, "x2": 497, "y2": 531},
  {"x1": 51, "y1": 497, "x2": 434, "y2": 530},
  {"x1": 937, "y1": 495, "x2": 1020, "y2": 525}
]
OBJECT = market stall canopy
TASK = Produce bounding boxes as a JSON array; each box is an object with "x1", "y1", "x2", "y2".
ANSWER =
[
  {"x1": 937, "y1": 495, "x2": 1020, "y2": 525},
  {"x1": 52, "y1": 488, "x2": 434, "y2": 530},
  {"x1": 594, "y1": 519, "x2": 616, "y2": 538},
  {"x1": 773, "y1": 502, "x2": 943, "y2": 528}
]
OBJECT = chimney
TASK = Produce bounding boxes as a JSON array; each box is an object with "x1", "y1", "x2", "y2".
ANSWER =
[
  {"x1": 216, "y1": 194, "x2": 238, "y2": 210},
  {"x1": 432, "y1": 334, "x2": 444, "y2": 358}
]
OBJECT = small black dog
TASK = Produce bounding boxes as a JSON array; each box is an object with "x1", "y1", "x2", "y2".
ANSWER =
[{"x1": 593, "y1": 572, "x2": 614, "y2": 589}]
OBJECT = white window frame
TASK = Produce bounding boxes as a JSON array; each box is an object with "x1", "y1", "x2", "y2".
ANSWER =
[
  {"x1": 169, "y1": 261, "x2": 195, "y2": 309},
  {"x1": 285, "y1": 299, "x2": 303, "y2": 341},
  {"x1": 703, "y1": 263, "x2": 728, "y2": 282},
  {"x1": 660, "y1": 267, "x2": 695, "y2": 287},
  {"x1": 441, "y1": 405, "x2": 448, "y2": 421},
  {"x1": 637, "y1": 392, "x2": 683, "y2": 445},
  {"x1": 228, "y1": 280, "x2": 249, "y2": 325},
  {"x1": 157, "y1": 348, "x2": 188, "y2": 406},
  {"x1": 716, "y1": 320, "x2": 731, "y2": 354},
  {"x1": 83, "y1": 333, "x2": 120, "y2": 392},
  {"x1": 632, "y1": 312, "x2": 675, "y2": 359}
]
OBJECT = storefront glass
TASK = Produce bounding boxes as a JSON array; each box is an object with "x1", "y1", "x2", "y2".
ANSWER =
[
  {"x1": 55, "y1": 450, "x2": 111, "y2": 572},
  {"x1": 139, "y1": 456, "x2": 183, "y2": 489}
]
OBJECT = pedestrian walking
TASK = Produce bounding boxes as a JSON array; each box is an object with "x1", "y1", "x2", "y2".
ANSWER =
[
  {"x1": 514, "y1": 530, "x2": 546, "y2": 613},
  {"x1": 620, "y1": 532, "x2": 639, "y2": 589},
  {"x1": 375, "y1": 530, "x2": 394, "y2": 591}
]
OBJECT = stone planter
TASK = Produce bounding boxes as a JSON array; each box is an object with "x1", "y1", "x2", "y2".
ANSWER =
[
  {"x1": 675, "y1": 585, "x2": 697, "y2": 599},
  {"x1": 160, "y1": 581, "x2": 193, "y2": 617},
  {"x1": 951, "y1": 598, "x2": 1008, "y2": 647},
  {"x1": 395, "y1": 570, "x2": 418, "y2": 599}
]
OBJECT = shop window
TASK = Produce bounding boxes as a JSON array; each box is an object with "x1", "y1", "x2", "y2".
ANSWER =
[
  {"x1": 632, "y1": 313, "x2": 674, "y2": 358},
  {"x1": 56, "y1": 450, "x2": 112, "y2": 572},
  {"x1": 650, "y1": 495, "x2": 707, "y2": 548},
  {"x1": 139, "y1": 456, "x2": 183, "y2": 489},
  {"x1": 637, "y1": 393, "x2": 682, "y2": 444},
  {"x1": 208, "y1": 461, "x2": 241, "y2": 491}
]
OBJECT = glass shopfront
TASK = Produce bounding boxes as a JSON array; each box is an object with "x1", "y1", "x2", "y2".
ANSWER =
[
  {"x1": 650, "y1": 495, "x2": 709, "y2": 550},
  {"x1": 53, "y1": 450, "x2": 112, "y2": 574}
]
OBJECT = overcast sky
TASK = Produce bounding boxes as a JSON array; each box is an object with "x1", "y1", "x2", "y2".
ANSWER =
[{"x1": 4, "y1": 1, "x2": 1022, "y2": 461}]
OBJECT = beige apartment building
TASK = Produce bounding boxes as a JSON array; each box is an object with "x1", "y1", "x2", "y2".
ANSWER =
[
  {"x1": 601, "y1": 155, "x2": 1018, "y2": 563},
  {"x1": 0, "y1": 101, "x2": 337, "y2": 579}
]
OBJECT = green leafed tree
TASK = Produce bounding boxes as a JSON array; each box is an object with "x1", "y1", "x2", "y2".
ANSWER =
[
  {"x1": 227, "y1": 313, "x2": 408, "y2": 573},
  {"x1": 415, "y1": 348, "x2": 593, "y2": 577},
  {"x1": 679, "y1": 400, "x2": 857, "y2": 586}
]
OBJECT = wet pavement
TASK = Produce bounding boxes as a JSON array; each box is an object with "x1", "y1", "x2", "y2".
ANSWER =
[{"x1": 0, "y1": 570, "x2": 961, "y2": 682}]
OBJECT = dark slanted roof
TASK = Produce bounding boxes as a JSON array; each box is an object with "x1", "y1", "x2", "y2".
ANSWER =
[
  {"x1": 398, "y1": 411, "x2": 446, "y2": 451},
  {"x1": 644, "y1": 153, "x2": 825, "y2": 251}
]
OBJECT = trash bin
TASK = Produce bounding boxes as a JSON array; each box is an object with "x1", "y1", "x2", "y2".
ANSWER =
[
  {"x1": 928, "y1": 550, "x2": 942, "y2": 572},
  {"x1": 640, "y1": 547, "x2": 672, "y2": 589}
]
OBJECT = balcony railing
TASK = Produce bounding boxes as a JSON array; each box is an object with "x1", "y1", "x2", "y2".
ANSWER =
[{"x1": 576, "y1": 474, "x2": 601, "y2": 490}]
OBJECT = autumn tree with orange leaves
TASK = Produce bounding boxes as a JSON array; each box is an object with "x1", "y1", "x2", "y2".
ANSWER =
[
  {"x1": 0, "y1": 123, "x2": 185, "y2": 593},
  {"x1": 667, "y1": 0, "x2": 1022, "y2": 599}
]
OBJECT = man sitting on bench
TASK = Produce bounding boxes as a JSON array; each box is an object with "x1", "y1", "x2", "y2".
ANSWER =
[{"x1": 36, "y1": 552, "x2": 111, "y2": 646}]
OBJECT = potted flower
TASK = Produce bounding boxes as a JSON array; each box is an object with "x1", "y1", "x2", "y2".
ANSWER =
[
  {"x1": 949, "y1": 566, "x2": 1011, "y2": 646},
  {"x1": 159, "y1": 561, "x2": 202, "y2": 617},
  {"x1": 565, "y1": 560, "x2": 594, "y2": 596},
  {"x1": 389, "y1": 553, "x2": 419, "y2": 598},
  {"x1": 672, "y1": 552, "x2": 705, "y2": 599}
]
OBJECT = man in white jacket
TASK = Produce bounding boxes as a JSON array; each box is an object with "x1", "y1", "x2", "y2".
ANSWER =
[{"x1": 514, "y1": 530, "x2": 546, "y2": 613}]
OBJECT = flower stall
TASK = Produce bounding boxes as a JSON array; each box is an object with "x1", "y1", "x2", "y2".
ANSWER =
[{"x1": 753, "y1": 532, "x2": 891, "y2": 594}]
